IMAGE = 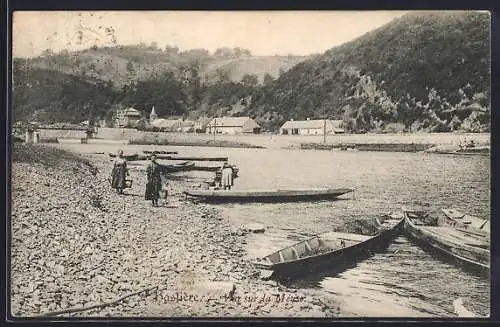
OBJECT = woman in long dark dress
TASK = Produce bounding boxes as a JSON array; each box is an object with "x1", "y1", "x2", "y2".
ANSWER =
[
  {"x1": 111, "y1": 149, "x2": 128, "y2": 194},
  {"x1": 145, "y1": 154, "x2": 164, "y2": 206}
]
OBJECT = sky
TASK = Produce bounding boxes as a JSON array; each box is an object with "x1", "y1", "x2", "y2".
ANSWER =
[{"x1": 12, "y1": 11, "x2": 408, "y2": 58}]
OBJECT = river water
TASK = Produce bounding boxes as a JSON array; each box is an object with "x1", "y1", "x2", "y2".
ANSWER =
[{"x1": 58, "y1": 143, "x2": 491, "y2": 317}]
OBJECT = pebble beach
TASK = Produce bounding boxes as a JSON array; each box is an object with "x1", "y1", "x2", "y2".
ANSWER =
[{"x1": 10, "y1": 144, "x2": 337, "y2": 318}]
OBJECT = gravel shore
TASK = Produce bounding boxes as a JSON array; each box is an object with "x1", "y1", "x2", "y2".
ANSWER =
[{"x1": 11, "y1": 144, "x2": 337, "y2": 318}]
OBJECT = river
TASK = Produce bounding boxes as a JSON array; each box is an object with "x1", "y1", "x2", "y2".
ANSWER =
[{"x1": 57, "y1": 143, "x2": 491, "y2": 317}]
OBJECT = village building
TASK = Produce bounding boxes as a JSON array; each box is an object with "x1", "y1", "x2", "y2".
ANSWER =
[
  {"x1": 177, "y1": 120, "x2": 196, "y2": 133},
  {"x1": 149, "y1": 106, "x2": 158, "y2": 124},
  {"x1": 280, "y1": 119, "x2": 345, "y2": 135},
  {"x1": 205, "y1": 117, "x2": 261, "y2": 135},
  {"x1": 194, "y1": 117, "x2": 211, "y2": 133},
  {"x1": 150, "y1": 118, "x2": 183, "y2": 131},
  {"x1": 115, "y1": 107, "x2": 142, "y2": 128}
]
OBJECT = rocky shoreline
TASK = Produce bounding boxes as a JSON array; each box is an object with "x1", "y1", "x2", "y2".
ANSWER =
[{"x1": 11, "y1": 144, "x2": 336, "y2": 318}]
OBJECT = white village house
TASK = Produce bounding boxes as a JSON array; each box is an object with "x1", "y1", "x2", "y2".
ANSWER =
[
  {"x1": 206, "y1": 117, "x2": 261, "y2": 134},
  {"x1": 115, "y1": 107, "x2": 143, "y2": 128},
  {"x1": 280, "y1": 119, "x2": 345, "y2": 135}
]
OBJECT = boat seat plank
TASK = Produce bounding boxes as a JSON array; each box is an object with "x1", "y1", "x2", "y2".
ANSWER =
[{"x1": 320, "y1": 231, "x2": 372, "y2": 243}]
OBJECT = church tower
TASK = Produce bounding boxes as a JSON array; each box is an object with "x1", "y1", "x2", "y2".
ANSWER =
[{"x1": 149, "y1": 106, "x2": 158, "y2": 124}]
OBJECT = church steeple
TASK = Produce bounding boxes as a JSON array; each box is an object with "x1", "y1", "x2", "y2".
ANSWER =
[{"x1": 149, "y1": 106, "x2": 158, "y2": 124}]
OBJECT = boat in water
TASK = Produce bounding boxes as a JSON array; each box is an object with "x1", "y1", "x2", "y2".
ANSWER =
[
  {"x1": 441, "y1": 208, "x2": 490, "y2": 237},
  {"x1": 166, "y1": 161, "x2": 196, "y2": 172},
  {"x1": 252, "y1": 215, "x2": 404, "y2": 278},
  {"x1": 402, "y1": 207, "x2": 489, "y2": 271},
  {"x1": 108, "y1": 153, "x2": 140, "y2": 161},
  {"x1": 167, "y1": 156, "x2": 228, "y2": 162},
  {"x1": 143, "y1": 150, "x2": 178, "y2": 155},
  {"x1": 183, "y1": 187, "x2": 353, "y2": 203}
]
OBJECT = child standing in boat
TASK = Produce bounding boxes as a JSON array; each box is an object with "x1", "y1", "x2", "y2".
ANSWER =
[{"x1": 111, "y1": 149, "x2": 129, "y2": 195}]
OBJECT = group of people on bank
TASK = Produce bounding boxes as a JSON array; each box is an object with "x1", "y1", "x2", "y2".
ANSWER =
[
  {"x1": 110, "y1": 149, "x2": 235, "y2": 207},
  {"x1": 110, "y1": 149, "x2": 164, "y2": 206}
]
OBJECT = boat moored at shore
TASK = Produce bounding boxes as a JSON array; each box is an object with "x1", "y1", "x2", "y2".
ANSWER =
[{"x1": 184, "y1": 187, "x2": 354, "y2": 203}]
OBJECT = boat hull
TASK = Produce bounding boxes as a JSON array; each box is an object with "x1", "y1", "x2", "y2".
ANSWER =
[
  {"x1": 256, "y1": 218, "x2": 404, "y2": 279},
  {"x1": 403, "y1": 210, "x2": 489, "y2": 273},
  {"x1": 109, "y1": 153, "x2": 226, "y2": 162},
  {"x1": 166, "y1": 162, "x2": 196, "y2": 172},
  {"x1": 184, "y1": 188, "x2": 353, "y2": 203}
]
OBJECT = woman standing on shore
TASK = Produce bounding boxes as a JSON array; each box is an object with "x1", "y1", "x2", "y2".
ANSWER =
[
  {"x1": 145, "y1": 154, "x2": 164, "y2": 207},
  {"x1": 111, "y1": 149, "x2": 128, "y2": 195},
  {"x1": 221, "y1": 162, "x2": 234, "y2": 190}
]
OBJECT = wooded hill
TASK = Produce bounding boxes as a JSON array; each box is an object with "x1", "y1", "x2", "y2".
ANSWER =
[
  {"x1": 13, "y1": 46, "x2": 306, "y2": 123},
  {"x1": 244, "y1": 11, "x2": 490, "y2": 132},
  {"x1": 12, "y1": 11, "x2": 490, "y2": 132}
]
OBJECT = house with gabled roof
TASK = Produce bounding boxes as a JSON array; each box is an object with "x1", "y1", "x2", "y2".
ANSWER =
[
  {"x1": 280, "y1": 119, "x2": 344, "y2": 135},
  {"x1": 206, "y1": 117, "x2": 261, "y2": 134}
]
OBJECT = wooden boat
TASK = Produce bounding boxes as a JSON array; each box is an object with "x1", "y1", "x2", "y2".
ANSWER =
[
  {"x1": 167, "y1": 156, "x2": 228, "y2": 162},
  {"x1": 441, "y1": 208, "x2": 490, "y2": 237},
  {"x1": 252, "y1": 216, "x2": 404, "y2": 278},
  {"x1": 117, "y1": 154, "x2": 228, "y2": 162},
  {"x1": 108, "y1": 153, "x2": 176, "y2": 161},
  {"x1": 166, "y1": 161, "x2": 196, "y2": 172},
  {"x1": 108, "y1": 153, "x2": 139, "y2": 160},
  {"x1": 184, "y1": 187, "x2": 353, "y2": 203},
  {"x1": 453, "y1": 298, "x2": 477, "y2": 317},
  {"x1": 403, "y1": 207, "x2": 489, "y2": 271},
  {"x1": 143, "y1": 150, "x2": 178, "y2": 155}
]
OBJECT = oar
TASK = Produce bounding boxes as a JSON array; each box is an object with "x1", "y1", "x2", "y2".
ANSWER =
[{"x1": 479, "y1": 219, "x2": 489, "y2": 230}]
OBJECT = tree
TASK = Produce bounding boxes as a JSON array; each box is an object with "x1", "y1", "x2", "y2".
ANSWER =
[
  {"x1": 126, "y1": 61, "x2": 134, "y2": 74},
  {"x1": 263, "y1": 73, "x2": 275, "y2": 86},
  {"x1": 214, "y1": 47, "x2": 233, "y2": 57},
  {"x1": 215, "y1": 68, "x2": 231, "y2": 84},
  {"x1": 42, "y1": 49, "x2": 54, "y2": 57},
  {"x1": 164, "y1": 45, "x2": 179, "y2": 55},
  {"x1": 241, "y1": 74, "x2": 259, "y2": 87}
]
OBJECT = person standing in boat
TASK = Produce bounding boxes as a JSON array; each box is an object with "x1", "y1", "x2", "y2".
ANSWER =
[
  {"x1": 145, "y1": 154, "x2": 164, "y2": 206},
  {"x1": 111, "y1": 149, "x2": 129, "y2": 195},
  {"x1": 221, "y1": 162, "x2": 234, "y2": 190}
]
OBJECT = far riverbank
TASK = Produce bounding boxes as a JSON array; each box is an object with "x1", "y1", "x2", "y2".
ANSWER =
[{"x1": 36, "y1": 128, "x2": 490, "y2": 151}]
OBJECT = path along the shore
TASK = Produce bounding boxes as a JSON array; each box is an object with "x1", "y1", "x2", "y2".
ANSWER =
[{"x1": 11, "y1": 144, "x2": 337, "y2": 318}]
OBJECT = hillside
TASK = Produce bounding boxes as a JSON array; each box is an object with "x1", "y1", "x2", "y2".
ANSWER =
[
  {"x1": 12, "y1": 66, "x2": 117, "y2": 123},
  {"x1": 245, "y1": 11, "x2": 490, "y2": 132},
  {"x1": 18, "y1": 46, "x2": 307, "y2": 89},
  {"x1": 202, "y1": 56, "x2": 307, "y2": 84},
  {"x1": 12, "y1": 12, "x2": 491, "y2": 133}
]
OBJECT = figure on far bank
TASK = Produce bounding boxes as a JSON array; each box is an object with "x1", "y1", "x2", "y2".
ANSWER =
[
  {"x1": 111, "y1": 149, "x2": 129, "y2": 195},
  {"x1": 145, "y1": 154, "x2": 166, "y2": 207},
  {"x1": 221, "y1": 162, "x2": 234, "y2": 190}
]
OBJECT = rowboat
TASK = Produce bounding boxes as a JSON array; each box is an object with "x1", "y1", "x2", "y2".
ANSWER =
[
  {"x1": 166, "y1": 161, "x2": 196, "y2": 172},
  {"x1": 143, "y1": 150, "x2": 178, "y2": 155},
  {"x1": 183, "y1": 187, "x2": 354, "y2": 203},
  {"x1": 441, "y1": 208, "x2": 490, "y2": 237},
  {"x1": 402, "y1": 207, "x2": 489, "y2": 271},
  {"x1": 108, "y1": 153, "x2": 175, "y2": 161},
  {"x1": 252, "y1": 216, "x2": 404, "y2": 278},
  {"x1": 108, "y1": 153, "x2": 139, "y2": 160},
  {"x1": 167, "y1": 156, "x2": 228, "y2": 162}
]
